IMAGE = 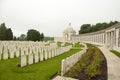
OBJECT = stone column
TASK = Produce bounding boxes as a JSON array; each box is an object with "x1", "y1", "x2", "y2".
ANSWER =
[
  {"x1": 107, "y1": 32, "x2": 110, "y2": 47},
  {"x1": 102, "y1": 33, "x2": 104, "y2": 45},
  {"x1": 115, "y1": 29, "x2": 119, "y2": 47},
  {"x1": 111, "y1": 31, "x2": 114, "y2": 49}
]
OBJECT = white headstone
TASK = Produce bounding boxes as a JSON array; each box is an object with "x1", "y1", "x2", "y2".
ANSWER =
[
  {"x1": 51, "y1": 49, "x2": 54, "y2": 58},
  {"x1": 3, "y1": 49, "x2": 8, "y2": 60},
  {"x1": 44, "y1": 49, "x2": 48, "y2": 60},
  {"x1": 48, "y1": 50, "x2": 51, "y2": 58},
  {"x1": 16, "y1": 50, "x2": 20, "y2": 57},
  {"x1": 10, "y1": 50, "x2": 14, "y2": 58},
  {"x1": 28, "y1": 53, "x2": 33, "y2": 65},
  {"x1": 40, "y1": 53, "x2": 43, "y2": 61},
  {"x1": 21, "y1": 54, "x2": 27, "y2": 67},
  {"x1": 35, "y1": 53, "x2": 39, "y2": 63}
]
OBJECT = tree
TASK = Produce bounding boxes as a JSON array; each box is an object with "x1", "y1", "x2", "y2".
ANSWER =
[
  {"x1": 0, "y1": 23, "x2": 13, "y2": 40},
  {"x1": 6, "y1": 28, "x2": 13, "y2": 40},
  {"x1": 27, "y1": 29, "x2": 41, "y2": 41},
  {"x1": 79, "y1": 24, "x2": 91, "y2": 34},
  {"x1": 19, "y1": 34, "x2": 27, "y2": 41},
  {"x1": 0, "y1": 23, "x2": 7, "y2": 40},
  {"x1": 41, "y1": 33, "x2": 44, "y2": 41},
  {"x1": 79, "y1": 21, "x2": 119, "y2": 34},
  {"x1": 13, "y1": 36, "x2": 17, "y2": 40}
]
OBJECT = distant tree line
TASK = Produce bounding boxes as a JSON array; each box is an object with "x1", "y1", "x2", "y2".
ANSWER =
[
  {"x1": 79, "y1": 21, "x2": 119, "y2": 34},
  {"x1": 0, "y1": 23, "x2": 13, "y2": 40},
  {"x1": 0, "y1": 23, "x2": 44, "y2": 41},
  {"x1": 44, "y1": 37, "x2": 54, "y2": 41}
]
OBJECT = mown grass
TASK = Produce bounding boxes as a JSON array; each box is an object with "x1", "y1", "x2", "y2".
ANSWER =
[
  {"x1": 111, "y1": 50, "x2": 120, "y2": 58},
  {"x1": 57, "y1": 42, "x2": 72, "y2": 47},
  {"x1": 0, "y1": 43, "x2": 82, "y2": 80},
  {"x1": 57, "y1": 42, "x2": 62, "y2": 47}
]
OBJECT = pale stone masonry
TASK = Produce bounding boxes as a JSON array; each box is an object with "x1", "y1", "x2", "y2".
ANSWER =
[
  {"x1": 55, "y1": 23, "x2": 120, "y2": 52},
  {"x1": 61, "y1": 43, "x2": 87, "y2": 76},
  {"x1": 71, "y1": 23, "x2": 120, "y2": 52},
  {"x1": 99, "y1": 47, "x2": 120, "y2": 80}
]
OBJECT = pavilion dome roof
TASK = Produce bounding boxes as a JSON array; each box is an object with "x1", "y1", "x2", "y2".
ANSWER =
[
  {"x1": 63, "y1": 23, "x2": 76, "y2": 34},
  {"x1": 64, "y1": 27, "x2": 76, "y2": 33}
]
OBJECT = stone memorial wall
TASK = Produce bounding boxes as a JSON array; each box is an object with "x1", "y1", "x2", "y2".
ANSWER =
[
  {"x1": 71, "y1": 23, "x2": 120, "y2": 52},
  {"x1": 61, "y1": 43, "x2": 87, "y2": 76}
]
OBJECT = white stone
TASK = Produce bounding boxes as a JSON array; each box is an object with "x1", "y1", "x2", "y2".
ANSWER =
[
  {"x1": 16, "y1": 50, "x2": 20, "y2": 57},
  {"x1": 28, "y1": 53, "x2": 33, "y2": 65},
  {"x1": 10, "y1": 50, "x2": 14, "y2": 58},
  {"x1": 34, "y1": 53, "x2": 39, "y2": 63},
  {"x1": 3, "y1": 49, "x2": 8, "y2": 60},
  {"x1": 40, "y1": 53, "x2": 43, "y2": 61},
  {"x1": 44, "y1": 49, "x2": 48, "y2": 60},
  {"x1": 21, "y1": 54, "x2": 27, "y2": 67}
]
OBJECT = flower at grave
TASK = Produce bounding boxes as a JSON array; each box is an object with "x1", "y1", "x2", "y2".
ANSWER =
[{"x1": 100, "y1": 67, "x2": 104, "y2": 73}]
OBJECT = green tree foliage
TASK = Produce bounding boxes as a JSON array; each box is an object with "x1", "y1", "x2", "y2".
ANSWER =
[
  {"x1": 19, "y1": 34, "x2": 27, "y2": 41},
  {"x1": 41, "y1": 33, "x2": 44, "y2": 41},
  {"x1": 79, "y1": 21, "x2": 119, "y2": 34},
  {"x1": 27, "y1": 29, "x2": 44, "y2": 41},
  {"x1": 13, "y1": 36, "x2": 17, "y2": 40},
  {"x1": 0, "y1": 23, "x2": 13, "y2": 40},
  {"x1": 44, "y1": 37, "x2": 54, "y2": 41},
  {"x1": 6, "y1": 28, "x2": 13, "y2": 40}
]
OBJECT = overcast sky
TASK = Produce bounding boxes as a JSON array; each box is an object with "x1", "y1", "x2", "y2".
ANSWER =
[{"x1": 0, "y1": 0, "x2": 120, "y2": 37}]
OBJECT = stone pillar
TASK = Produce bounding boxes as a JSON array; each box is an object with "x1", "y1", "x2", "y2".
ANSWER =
[
  {"x1": 115, "y1": 29, "x2": 119, "y2": 47},
  {"x1": 107, "y1": 32, "x2": 110, "y2": 47},
  {"x1": 110, "y1": 32, "x2": 112, "y2": 49},
  {"x1": 111, "y1": 31, "x2": 114, "y2": 49},
  {"x1": 102, "y1": 33, "x2": 104, "y2": 45}
]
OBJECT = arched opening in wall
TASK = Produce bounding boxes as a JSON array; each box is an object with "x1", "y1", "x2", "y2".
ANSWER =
[{"x1": 65, "y1": 34, "x2": 68, "y2": 40}]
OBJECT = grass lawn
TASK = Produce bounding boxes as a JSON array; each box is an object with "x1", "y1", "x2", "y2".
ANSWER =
[
  {"x1": 111, "y1": 50, "x2": 120, "y2": 58},
  {"x1": 0, "y1": 43, "x2": 83, "y2": 80},
  {"x1": 57, "y1": 42, "x2": 72, "y2": 47}
]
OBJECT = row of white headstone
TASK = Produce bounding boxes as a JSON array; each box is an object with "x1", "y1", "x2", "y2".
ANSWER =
[
  {"x1": 61, "y1": 43, "x2": 87, "y2": 76},
  {"x1": 0, "y1": 41, "x2": 58, "y2": 60},
  {"x1": 21, "y1": 45, "x2": 73, "y2": 67}
]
